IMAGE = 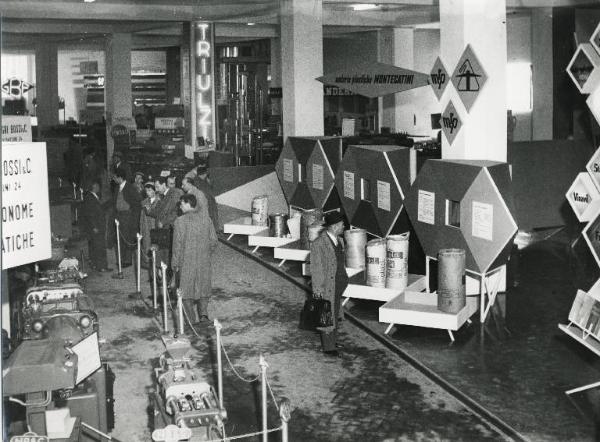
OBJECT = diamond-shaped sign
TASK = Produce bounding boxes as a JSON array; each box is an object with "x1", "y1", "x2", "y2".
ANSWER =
[
  {"x1": 586, "y1": 146, "x2": 600, "y2": 191},
  {"x1": 586, "y1": 87, "x2": 600, "y2": 126},
  {"x1": 566, "y1": 172, "x2": 600, "y2": 222},
  {"x1": 566, "y1": 43, "x2": 600, "y2": 94},
  {"x1": 583, "y1": 208, "x2": 600, "y2": 268},
  {"x1": 591, "y1": 22, "x2": 600, "y2": 58},
  {"x1": 451, "y1": 45, "x2": 487, "y2": 112},
  {"x1": 441, "y1": 100, "x2": 462, "y2": 145},
  {"x1": 429, "y1": 57, "x2": 449, "y2": 101}
]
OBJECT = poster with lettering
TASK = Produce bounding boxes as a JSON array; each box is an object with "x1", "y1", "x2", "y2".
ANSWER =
[
  {"x1": 343, "y1": 171, "x2": 355, "y2": 200},
  {"x1": 585, "y1": 146, "x2": 600, "y2": 191},
  {"x1": 312, "y1": 164, "x2": 324, "y2": 190},
  {"x1": 377, "y1": 180, "x2": 391, "y2": 211},
  {"x1": 2, "y1": 142, "x2": 51, "y2": 269},
  {"x1": 441, "y1": 100, "x2": 463, "y2": 145},
  {"x1": 472, "y1": 201, "x2": 494, "y2": 241},
  {"x1": 582, "y1": 210, "x2": 600, "y2": 267},
  {"x1": 417, "y1": 190, "x2": 435, "y2": 225},
  {"x1": 283, "y1": 159, "x2": 294, "y2": 183},
  {"x1": 316, "y1": 61, "x2": 430, "y2": 98},
  {"x1": 2, "y1": 116, "x2": 32, "y2": 143}
]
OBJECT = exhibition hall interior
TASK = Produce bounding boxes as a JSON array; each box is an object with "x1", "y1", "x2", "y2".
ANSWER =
[{"x1": 2, "y1": 0, "x2": 600, "y2": 440}]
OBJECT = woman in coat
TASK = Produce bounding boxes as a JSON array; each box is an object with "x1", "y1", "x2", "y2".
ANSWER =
[
  {"x1": 140, "y1": 182, "x2": 161, "y2": 267},
  {"x1": 310, "y1": 211, "x2": 348, "y2": 355}
]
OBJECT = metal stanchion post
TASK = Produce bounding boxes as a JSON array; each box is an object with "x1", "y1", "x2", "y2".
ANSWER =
[
  {"x1": 136, "y1": 233, "x2": 142, "y2": 294},
  {"x1": 279, "y1": 398, "x2": 291, "y2": 442},
  {"x1": 151, "y1": 246, "x2": 158, "y2": 310},
  {"x1": 113, "y1": 219, "x2": 124, "y2": 279},
  {"x1": 214, "y1": 319, "x2": 224, "y2": 410},
  {"x1": 176, "y1": 289, "x2": 184, "y2": 335},
  {"x1": 72, "y1": 182, "x2": 77, "y2": 199},
  {"x1": 161, "y1": 261, "x2": 168, "y2": 332},
  {"x1": 260, "y1": 354, "x2": 268, "y2": 442}
]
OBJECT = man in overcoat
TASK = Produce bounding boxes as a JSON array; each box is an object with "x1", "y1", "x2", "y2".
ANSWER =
[
  {"x1": 81, "y1": 180, "x2": 110, "y2": 272},
  {"x1": 113, "y1": 167, "x2": 142, "y2": 267},
  {"x1": 310, "y1": 211, "x2": 348, "y2": 355},
  {"x1": 172, "y1": 193, "x2": 218, "y2": 325}
]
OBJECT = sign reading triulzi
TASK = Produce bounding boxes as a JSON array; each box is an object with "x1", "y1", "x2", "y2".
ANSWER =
[{"x1": 316, "y1": 61, "x2": 430, "y2": 98}]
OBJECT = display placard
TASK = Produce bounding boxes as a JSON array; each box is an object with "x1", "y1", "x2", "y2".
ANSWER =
[
  {"x1": 283, "y1": 159, "x2": 294, "y2": 182},
  {"x1": 451, "y1": 44, "x2": 488, "y2": 113},
  {"x1": 312, "y1": 164, "x2": 324, "y2": 190},
  {"x1": 377, "y1": 180, "x2": 391, "y2": 211},
  {"x1": 343, "y1": 171, "x2": 355, "y2": 200},
  {"x1": 2, "y1": 142, "x2": 51, "y2": 269},
  {"x1": 472, "y1": 201, "x2": 494, "y2": 241},
  {"x1": 441, "y1": 100, "x2": 463, "y2": 145},
  {"x1": 71, "y1": 332, "x2": 101, "y2": 385},
  {"x1": 2, "y1": 116, "x2": 32, "y2": 143},
  {"x1": 430, "y1": 57, "x2": 449, "y2": 101},
  {"x1": 417, "y1": 190, "x2": 435, "y2": 225}
]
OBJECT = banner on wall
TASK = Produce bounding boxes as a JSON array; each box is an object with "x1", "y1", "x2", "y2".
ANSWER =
[
  {"x1": 2, "y1": 116, "x2": 32, "y2": 143},
  {"x1": 2, "y1": 142, "x2": 51, "y2": 269},
  {"x1": 316, "y1": 61, "x2": 430, "y2": 98}
]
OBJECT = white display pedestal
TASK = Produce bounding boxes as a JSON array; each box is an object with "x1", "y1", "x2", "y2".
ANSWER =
[
  {"x1": 558, "y1": 322, "x2": 600, "y2": 396},
  {"x1": 223, "y1": 216, "x2": 269, "y2": 240},
  {"x1": 342, "y1": 273, "x2": 426, "y2": 305},
  {"x1": 247, "y1": 232, "x2": 295, "y2": 254},
  {"x1": 379, "y1": 291, "x2": 478, "y2": 342},
  {"x1": 274, "y1": 240, "x2": 310, "y2": 267}
]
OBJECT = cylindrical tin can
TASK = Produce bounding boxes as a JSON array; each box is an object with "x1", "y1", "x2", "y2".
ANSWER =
[
  {"x1": 366, "y1": 238, "x2": 387, "y2": 288},
  {"x1": 269, "y1": 213, "x2": 289, "y2": 237},
  {"x1": 251, "y1": 195, "x2": 268, "y2": 226},
  {"x1": 386, "y1": 232, "x2": 410, "y2": 290},
  {"x1": 344, "y1": 228, "x2": 367, "y2": 269},
  {"x1": 437, "y1": 248, "x2": 466, "y2": 313}
]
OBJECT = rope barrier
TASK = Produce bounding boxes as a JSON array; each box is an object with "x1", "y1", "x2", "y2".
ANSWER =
[
  {"x1": 220, "y1": 341, "x2": 260, "y2": 384},
  {"x1": 202, "y1": 425, "x2": 283, "y2": 442},
  {"x1": 265, "y1": 377, "x2": 280, "y2": 412}
]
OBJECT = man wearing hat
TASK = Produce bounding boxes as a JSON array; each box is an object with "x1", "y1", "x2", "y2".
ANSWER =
[{"x1": 310, "y1": 211, "x2": 348, "y2": 355}]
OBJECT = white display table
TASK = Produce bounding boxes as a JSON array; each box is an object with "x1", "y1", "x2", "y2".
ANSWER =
[
  {"x1": 247, "y1": 232, "x2": 295, "y2": 253},
  {"x1": 274, "y1": 240, "x2": 310, "y2": 267},
  {"x1": 223, "y1": 216, "x2": 268, "y2": 240},
  {"x1": 342, "y1": 273, "x2": 426, "y2": 305}
]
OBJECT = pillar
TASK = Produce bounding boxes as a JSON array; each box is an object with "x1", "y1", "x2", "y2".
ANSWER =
[
  {"x1": 531, "y1": 8, "x2": 553, "y2": 141},
  {"x1": 104, "y1": 33, "x2": 132, "y2": 165},
  {"x1": 280, "y1": 0, "x2": 324, "y2": 138},
  {"x1": 440, "y1": 0, "x2": 507, "y2": 161},
  {"x1": 270, "y1": 37, "x2": 282, "y2": 117},
  {"x1": 35, "y1": 42, "x2": 59, "y2": 128},
  {"x1": 166, "y1": 46, "x2": 181, "y2": 106}
]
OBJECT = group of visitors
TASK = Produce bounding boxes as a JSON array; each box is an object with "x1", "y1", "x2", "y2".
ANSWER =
[{"x1": 80, "y1": 150, "x2": 219, "y2": 326}]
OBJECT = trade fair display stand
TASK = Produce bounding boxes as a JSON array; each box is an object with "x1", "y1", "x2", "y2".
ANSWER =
[{"x1": 223, "y1": 216, "x2": 269, "y2": 240}]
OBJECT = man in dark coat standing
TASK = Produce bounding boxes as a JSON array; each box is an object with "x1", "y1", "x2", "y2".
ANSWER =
[
  {"x1": 113, "y1": 167, "x2": 142, "y2": 267},
  {"x1": 310, "y1": 211, "x2": 348, "y2": 355},
  {"x1": 81, "y1": 180, "x2": 111, "y2": 272},
  {"x1": 149, "y1": 176, "x2": 183, "y2": 269},
  {"x1": 172, "y1": 193, "x2": 217, "y2": 325}
]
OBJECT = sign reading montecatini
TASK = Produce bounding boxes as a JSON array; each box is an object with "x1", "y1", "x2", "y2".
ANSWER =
[
  {"x1": 2, "y1": 142, "x2": 51, "y2": 269},
  {"x1": 316, "y1": 61, "x2": 430, "y2": 98}
]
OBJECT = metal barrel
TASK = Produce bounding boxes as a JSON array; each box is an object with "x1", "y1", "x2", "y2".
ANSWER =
[
  {"x1": 437, "y1": 248, "x2": 466, "y2": 313},
  {"x1": 344, "y1": 228, "x2": 367, "y2": 269},
  {"x1": 269, "y1": 213, "x2": 289, "y2": 237},
  {"x1": 386, "y1": 232, "x2": 410, "y2": 290},
  {"x1": 300, "y1": 208, "x2": 323, "y2": 249},
  {"x1": 366, "y1": 238, "x2": 387, "y2": 288},
  {"x1": 251, "y1": 195, "x2": 269, "y2": 226}
]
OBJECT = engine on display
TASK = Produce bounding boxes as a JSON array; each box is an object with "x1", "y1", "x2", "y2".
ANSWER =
[
  {"x1": 19, "y1": 283, "x2": 98, "y2": 341},
  {"x1": 153, "y1": 336, "x2": 227, "y2": 440}
]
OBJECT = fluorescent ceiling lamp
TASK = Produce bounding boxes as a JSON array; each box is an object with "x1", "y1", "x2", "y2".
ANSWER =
[
  {"x1": 352, "y1": 3, "x2": 379, "y2": 11},
  {"x1": 83, "y1": 0, "x2": 96, "y2": 3},
  {"x1": 247, "y1": 22, "x2": 255, "y2": 26}
]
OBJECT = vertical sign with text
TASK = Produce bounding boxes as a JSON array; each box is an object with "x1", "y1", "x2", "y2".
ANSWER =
[
  {"x1": 2, "y1": 142, "x2": 51, "y2": 269},
  {"x1": 193, "y1": 22, "x2": 216, "y2": 149}
]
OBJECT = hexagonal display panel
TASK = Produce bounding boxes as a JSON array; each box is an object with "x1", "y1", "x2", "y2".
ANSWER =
[
  {"x1": 566, "y1": 172, "x2": 600, "y2": 222},
  {"x1": 583, "y1": 208, "x2": 600, "y2": 269},
  {"x1": 566, "y1": 43, "x2": 600, "y2": 94},
  {"x1": 586, "y1": 146, "x2": 600, "y2": 191},
  {"x1": 404, "y1": 160, "x2": 517, "y2": 274},
  {"x1": 334, "y1": 145, "x2": 413, "y2": 237},
  {"x1": 275, "y1": 137, "x2": 343, "y2": 210}
]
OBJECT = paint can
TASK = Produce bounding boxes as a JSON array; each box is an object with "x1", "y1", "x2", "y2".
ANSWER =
[
  {"x1": 437, "y1": 248, "x2": 466, "y2": 313},
  {"x1": 300, "y1": 208, "x2": 323, "y2": 249},
  {"x1": 269, "y1": 213, "x2": 289, "y2": 237},
  {"x1": 386, "y1": 232, "x2": 410, "y2": 290},
  {"x1": 366, "y1": 238, "x2": 387, "y2": 288},
  {"x1": 287, "y1": 212, "x2": 302, "y2": 239},
  {"x1": 251, "y1": 195, "x2": 268, "y2": 226},
  {"x1": 344, "y1": 228, "x2": 367, "y2": 269}
]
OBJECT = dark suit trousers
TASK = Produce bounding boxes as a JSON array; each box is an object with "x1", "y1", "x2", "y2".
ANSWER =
[{"x1": 89, "y1": 231, "x2": 107, "y2": 269}]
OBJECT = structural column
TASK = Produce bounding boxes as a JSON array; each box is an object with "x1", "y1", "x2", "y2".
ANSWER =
[
  {"x1": 531, "y1": 8, "x2": 553, "y2": 141},
  {"x1": 440, "y1": 0, "x2": 507, "y2": 161},
  {"x1": 104, "y1": 33, "x2": 133, "y2": 164},
  {"x1": 270, "y1": 37, "x2": 282, "y2": 118},
  {"x1": 35, "y1": 42, "x2": 59, "y2": 128},
  {"x1": 280, "y1": 0, "x2": 324, "y2": 138}
]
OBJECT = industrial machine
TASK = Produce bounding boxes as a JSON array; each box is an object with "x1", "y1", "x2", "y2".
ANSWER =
[
  {"x1": 152, "y1": 335, "x2": 227, "y2": 441},
  {"x1": 18, "y1": 283, "x2": 99, "y2": 342}
]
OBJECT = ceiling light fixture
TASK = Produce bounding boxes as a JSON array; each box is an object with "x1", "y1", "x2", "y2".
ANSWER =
[
  {"x1": 247, "y1": 22, "x2": 255, "y2": 26},
  {"x1": 83, "y1": 0, "x2": 96, "y2": 3},
  {"x1": 352, "y1": 3, "x2": 379, "y2": 11}
]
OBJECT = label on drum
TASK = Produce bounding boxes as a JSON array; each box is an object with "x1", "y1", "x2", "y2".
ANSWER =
[
  {"x1": 377, "y1": 180, "x2": 391, "y2": 211},
  {"x1": 343, "y1": 171, "x2": 355, "y2": 200},
  {"x1": 283, "y1": 158, "x2": 294, "y2": 182},
  {"x1": 472, "y1": 201, "x2": 493, "y2": 241},
  {"x1": 312, "y1": 164, "x2": 324, "y2": 190},
  {"x1": 417, "y1": 190, "x2": 435, "y2": 224}
]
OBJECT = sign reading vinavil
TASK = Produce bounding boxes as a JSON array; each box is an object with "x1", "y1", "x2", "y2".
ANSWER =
[
  {"x1": 2, "y1": 142, "x2": 51, "y2": 269},
  {"x1": 316, "y1": 61, "x2": 430, "y2": 98}
]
